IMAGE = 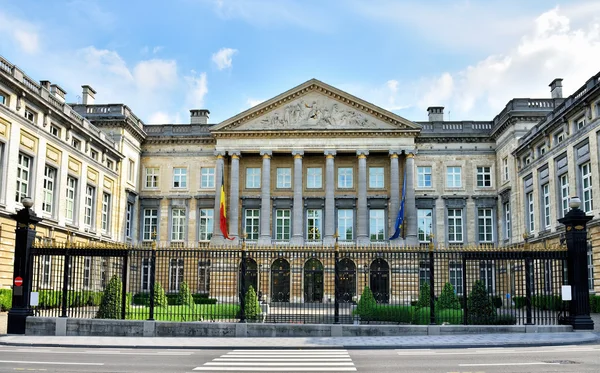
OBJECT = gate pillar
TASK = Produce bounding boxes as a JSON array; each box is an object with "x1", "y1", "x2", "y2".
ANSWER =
[
  {"x1": 8, "y1": 198, "x2": 42, "y2": 334},
  {"x1": 558, "y1": 196, "x2": 594, "y2": 330}
]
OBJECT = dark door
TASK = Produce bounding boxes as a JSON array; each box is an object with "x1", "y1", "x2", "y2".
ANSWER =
[
  {"x1": 271, "y1": 259, "x2": 290, "y2": 302},
  {"x1": 338, "y1": 258, "x2": 356, "y2": 303},
  {"x1": 239, "y1": 258, "x2": 258, "y2": 297},
  {"x1": 370, "y1": 258, "x2": 390, "y2": 303},
  {"x1": 304, "y1": 258, "x2": 324, "y2": 303}
]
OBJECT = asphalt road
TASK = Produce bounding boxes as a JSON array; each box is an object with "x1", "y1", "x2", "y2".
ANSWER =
[{"x1": 0, "y1": 344, "x2": 598, "y2": 372}]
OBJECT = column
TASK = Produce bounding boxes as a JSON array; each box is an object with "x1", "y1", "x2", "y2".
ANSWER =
[
  {"x1": 389, "y1": 150, "x2": 400, "y2": 241},
  {"x1": 356, "y1": 150, "x2": 369, "y2": 245},
  {"x1": 290, "y1": 150, "x2": 304, "y2": 246},
  {"x1": 229, "y1": 151, "x2": 241, "y2": 242},
  {"x1": 258, "y1": 150, "x2": 272, "y2": 246},
  {"x1": 404, "y1": 151, "x2": 418, "y2": 245},
  {"x1": 210, "y1": 151, "x2": 225, "y2": 245},
  {"x1": 324, "y1": 150, "x2": 336, "y2": 245}
]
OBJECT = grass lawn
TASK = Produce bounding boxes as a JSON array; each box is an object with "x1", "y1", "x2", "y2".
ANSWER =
[{"x1": 127, "y1": 304, "x2": 240, "y2": 322}]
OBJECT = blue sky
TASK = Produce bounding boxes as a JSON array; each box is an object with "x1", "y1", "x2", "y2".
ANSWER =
[{"x1": 1, "y1": 0, "x2": 599, "y2": 124}]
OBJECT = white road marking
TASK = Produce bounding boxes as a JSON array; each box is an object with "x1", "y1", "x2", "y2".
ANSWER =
[
  {"x1": 396, "y1": 348, "x2": 597, "y2": 356},
  {"x1": 0, "y1": 360, "x2": 104, "y2": 366},
  {"x1": 205, "y1": 362, "x2": 356, "y2": 366},
  {"x1": 0, "y1": 349, "x2": 192, "y2": 356},
  {"x1": 214, "y1": 358, "x2": 353, "y2": 362},
  {"x1": 460, "y1": 362, "x2": 561, "y2": 366},
  {"x1": 193, "y1": 368, "x2": 357, "y2": 371}
]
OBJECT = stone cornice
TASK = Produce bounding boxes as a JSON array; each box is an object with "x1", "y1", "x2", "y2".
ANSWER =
[
  {"x1": 143, "y1": 137, "x2": 216, "y2": 145},
  {"x1": 416, "y1": 135, "x2": 491, "y2": 143},
  {"x1": 214, "y1": 130, "x2": 419, "y2": 139}
]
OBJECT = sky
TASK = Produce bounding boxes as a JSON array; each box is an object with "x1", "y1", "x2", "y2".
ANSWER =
[{"x1": 1, "y1": 0, "x2": 599, "y2": 124}]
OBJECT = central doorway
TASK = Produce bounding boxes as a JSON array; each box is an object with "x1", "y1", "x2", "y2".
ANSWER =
[{"x1": 304, "y1": 258, "x2": 324, "y2": 303}]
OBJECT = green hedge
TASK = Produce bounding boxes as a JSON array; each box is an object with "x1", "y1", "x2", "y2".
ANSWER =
[
  {"x1": 590, "y1": 295, "x2": 600, "y2": 313},
  {"x1": 0, "y1": 289, "x2": 12, "y2": 311},
  {"x1": 132, "y1": 292, "x2": 218, "y2": 306},
  {"x1": 511, "y1": 296, "x2": 563, "y2": 311}
]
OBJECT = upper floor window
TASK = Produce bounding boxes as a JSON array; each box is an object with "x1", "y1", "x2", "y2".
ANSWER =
[
  {"x1": 446, "y1": 166, "x2": 462, "y2": 188},
  {"x1": 171, "y1": 208, "x2": 186, "y2": 241},
  {"x1": 244, "y1": 209, "x2": 259, "y2": 240},
  {"x1": 503, "y1": 158, "x2": 509, "y2": 181},
  {"x1": 65, "y1": 177, "x2": 77, "y2": 223},
  {"x1": 447, "y1": 209, "x2": 463, "y2": 243},
  {"x1": 145, "y1": 167, "x2": 159, "y2": 188},
  {"x1": 542, "y1": 183, "x2": 551, "y2": 228},
  {"x1": 199, "y1": 208, "x2": 214, "y2": 241},
  {"x1": 527, "y1": 191, "x2": 535, "y2": 233},
  {"x1": 201, "y1": 167, "x2": 215, "y2": 189},
  {"x1": 369, "y1": 167, "x2": 384, "y2": 188},
  {"x1": 338, "y1": 167, "x2": 353, "y2": 189},
  {"x1": 307, "y1": 167, "x2": 322, "y2": 189},
  {"x1": 24, "y1": 107, "x2": 36, "y2": 123},
  {"x1": 581, "y1": 162, "x2": 593, "y2": 213},
  {"x1": 576, "y1": 116, "x2": 586, "y2": 130},
  {"x1": 476, "y1": 166, "x2": 492, "y2": 187},
  {"x1": 16, "y1": 153, "x2": 32, "y2": 203},
  {"x1": 0, "y1": 91, "x2": 7, "y2": 106},
  {"x1": 418, "y1": 209, "x2": 432, "y2": 243},
  {"x1": 90, "y1": 149, "x2": 98, "y2": 161},
  {"x1": 173, "y1": 167, "x2": 187, "y2": 188},
  {"x1": 101, "y1": 192, "x2": 111, "y2": 233},
  {"x1": 306, "y1": 209, "x2": 322, "y2": 240},
  {"x1": 50, "y1": 125, "x2": 61, "y2": 138},
  {"x1": 477, "y1": 208, "x2": 493, "y2": 243},
  {"x1": 537, "y1": 144, "x2": 547, "y2": 157},
  {"x1": 276, "y1": 168, "x2": 291, "y2": 189},
  {"x1": 246, "y1": 168, "x2": 261, "y2": 188},
  {"x1": 504, "y1": 202, "x2": 511, "y2": 241},
  {"x1": 71, "y1": 137, "x2": 81, "y2": 151},
  {"x1": 42, "y1": 166, "x2": 56, "y2": 215},
  {"x1": 142, "y1": 208, "x2": 158, "y2": 241},
  {"x1": 523, "y1": 154, "x2": 532, "y2": 166},
  {"x1": 275, "y1": 209, "x2": 291, "y2": 241},
  {"x1": 337, "y1": 209, "x2": 353, "y2": 240},
  {"x1": 106, "y1": 159, "x2": 114, "y2": 170},
  {"x1": 559, "y1": 173, "x2": 570, "y2": 218},
  {"x1": 128, "y1": 159, "x2": 135, "y2": 182},
  {"x1": 369, "y1": 209, "x2": 385, "y2": 241},
  {"x1": 84, "y1": 185, "x2": 95, "y2": 228},
  {"x1": 125, "y1": 203, "x2": 133, "y2": 238},
  {"x1": 417, "y1": 167, "x2": 432, "y2": 188},
  {"x1": 555, "y1": 131, "x2": 565, "y2": 145}
]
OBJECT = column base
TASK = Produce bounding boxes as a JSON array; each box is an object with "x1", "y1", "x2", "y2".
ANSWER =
[
  {"x1": 323, "y1": 236, "x2": 336, "y2": 247},
  {"x1": 210, "y1": 236, "x2": 226, "y2": 246},
  {"x1": 405, "y1": 235, "x2": 419, "y2": 247},
  {"x1": 290, "y1": 236, "x2": 304, "y2": 246},
  {"x1": 257, "y1": 236, "x2": 272, "y2": 246},
  {"x1": 568, "y1": 315, "x2": 595, "y2": 330},
  {"x1": 7, "y1": 307, "x2": 33, "y2": 334},
  {"x1": 356, "y1": 236, "x2": 370, "y2": 246}
]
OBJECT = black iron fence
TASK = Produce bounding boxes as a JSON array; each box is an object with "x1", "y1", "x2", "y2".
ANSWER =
[{"x1": 29, "y1": 242, "x2": 569, "y2": 325}]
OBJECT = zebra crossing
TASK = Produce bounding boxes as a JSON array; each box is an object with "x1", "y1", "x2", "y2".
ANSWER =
[{"x1": 193, "y1": 349, "x2": 357, "y2": 371}]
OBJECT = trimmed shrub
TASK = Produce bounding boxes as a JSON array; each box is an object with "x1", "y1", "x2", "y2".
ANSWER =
[
  {"x1": 591, "y1": 295, "x2": 600, "y2": 313},
  {"x1": 355, "y1": 286, "x2": 377, "y2": 322},
  {"x1": 178, "y1": 282, "x2": 194, "y2": 307},
  {"x1": 531, "y1": 295, "x2": 562, "y2": 311},
  {"x1": 436, "y1": 282, "x2": 461, "y2": 310},
  {"x1": 0, "y1": 289, "x2": 12, "y2": 311},
  {"x1": 96, "y1": 275, "x2": 122, "y2": 319},
  {"x1": 154, "y1": 283, "x2": 168, "y2": 308},
  {"x1": 132, "y1": 293, "x2": 150, "y2": 306},
  {"x1": 513, "y1": 296, "x2": 527, "y2": 309},
  {"x1": 244, "y1": 285, "x2": 261, "y2": 321},
  {"x1": 415, "y1": 282, "x2": 431, "y2": 309},
  {"x1": 193, "y1": 294, "x2": 218, "y2": 304},
  {"x1": 467, "y1": 280, "x2": 496, "y2": 325},
  {"x1": 495, "y1": 314, "x2": 517, "y2": 325}
]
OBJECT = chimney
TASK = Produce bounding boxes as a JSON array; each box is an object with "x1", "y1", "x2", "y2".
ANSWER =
[
  {"x1": 81, "y1": 85, "x2": 97, "y2": 105},
  {"x1": 427, "y1": 106, "x2": 444, "y2": 122},
  {"x1": 40, "y1": 80, "x2": 51, "y2": 90},
  {"x1": 549, "y1": 78, "x2": 563, "y2": 99},
  {"x1": 190, "y1": 109, "x2": 210, "y2": 124},
  {"x1": 50, "y1": 84, "x2": 67, "y2": 103}
]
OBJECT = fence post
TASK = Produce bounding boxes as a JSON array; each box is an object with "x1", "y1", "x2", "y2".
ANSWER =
[
  {"x1": 121, "y1": 254, "x2": 129, "y2": 320},
  {"x1": 61, "y1": 246, "x2": 71, "y2": 318},
  {"x1": 524, "y1": 255, "x2": 533, "y2": 325},
  {"x1": 7, "y1": 197, "x2": 42, "y2": 334},
  {"x1": 148, "y1": 235, "x2": 157, "y2": 321},
  {"x1": 429, "y1": 237, "x2": 435, "y2": 325},
  {"x1": 334, "y1": 233, "x2": 340, "y2": 324},
  {"x1": 558, "y1": 196, "x2": 594, "y2": 330},
  {"x1": 462, "y1": 255, "x2": 468, "y2": 325},
  {"x1": 239, "y1": 238, "x2": 247, "y2": 323}
]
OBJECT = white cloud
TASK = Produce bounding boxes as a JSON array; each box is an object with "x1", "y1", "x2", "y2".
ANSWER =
[
  {"x1": 211, "y1": 48, "x2": 238, "y2": 70},
  {"x1": 185, "y1": 71, "x2": 209, "y2": 108},
  {"x1": 0, "y1": 13, "x2": 40, "y2": 54},
  {"x1": 152, "y1": 46, "x2": 164, "y2": 54},
  {"x1": 246, "y1": 98, "x2": 264, "y2": 107},
  {"x1": 147, "y1": 111, "x2": 174, "y2": 124},
  {"x1": 133, "y1": 59, "x2": 178, "y2": 92}
]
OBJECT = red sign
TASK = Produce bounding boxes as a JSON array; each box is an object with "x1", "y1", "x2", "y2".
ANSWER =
[{"x1": 14, "y1": 277, "x2": 23, "y2": 287}]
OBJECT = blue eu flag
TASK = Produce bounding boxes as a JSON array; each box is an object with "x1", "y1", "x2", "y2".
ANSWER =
[{"x1": 389, "y1": 169, "x2": 406, "y2": 240}]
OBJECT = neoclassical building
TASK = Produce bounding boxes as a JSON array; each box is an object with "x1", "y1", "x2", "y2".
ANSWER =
[{"x1": 0, "y1": 54, "x2": 598, "y2": 292}]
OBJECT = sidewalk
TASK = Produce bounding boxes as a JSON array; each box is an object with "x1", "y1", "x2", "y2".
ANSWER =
[{"x1": 0, "y1": 332, "x2": 598, "y2": 349}]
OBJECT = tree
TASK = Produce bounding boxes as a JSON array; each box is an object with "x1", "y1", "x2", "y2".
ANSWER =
[
  {"x1": 437, "y1": 282, "x2": 461, "y2": 310},
  {"x1": 355, "y1": 286, "x2": 377, "y2": 322},
  {"x1": 178, "y1": 281, "x2": 194, "y2": 307},
  {"x1": 467, "y1": 280, "x2": 496, "y2": 325},
  {"x1": 154, "y1": 283, "x2": 168, "y2": 308},
  {"x1": 244, "y1": 285, "x2": 261, "y2": 321},
  {"x1": 96, "y1": 275, "x2": 122, "y2": 319}
]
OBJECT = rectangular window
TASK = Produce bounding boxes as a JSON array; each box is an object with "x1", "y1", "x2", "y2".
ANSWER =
[
  {"x1": 504, "y1": 202, "x2": 511, "y2": 240},
  {"x1": 83, "y1": 257, "x2": 92, "y2": 288},
  {"x1": 90, "y1": 149, "x2": 98, "y2": 161},
  {"x1": 276, "y1": 168, "x2": 291, "y2": 189},
  {"x1": 141, "y1": 258, "x2": 151, "y2": 292},
  {"x1": 71, "y1": 137, "x2": 81, "y2": 150},
  {"x1": 198, "y1": 260, "x2": 211, "y2": 294},
  {"x1": 42, "y1": 166, "x2": 56, "y2": 215},
  {"x1": 0, "y1": 91, "x2": 6, "y2": 106},
  {"x1": 16, "y1": 153, "x2": 31, "y2": 203},
  {"x1": 101, "y1": 192, "x2": 111, "y2": 233},
  {"x1": 417, "y1": 209, "x2": 432, "y2": 243},
  {"x1": 169, "y1": 258, "x2": 184, "y2": 292},
  {"x1": 246, "y1": 168, "x2": 261, "y2": 188},
  {"x1": 337, "y1": 167, "x2": 353, "y2": 188},
  {"x1": 417, "y1": 167, "x2": 432, "y2": 188},
  {"x1": 275, "y1": 209, "x2": 291, "y2": 240},
  {"x1": 128, "y1": 159, "x2": 135, "y2": 182},
  {"x1": 479, "y1": 260, "x2": 495, "y2": 294},
  {"x1": 542, "y1": 183, "x2": 551, "y2": 228},
  {"x1": 106, "y1": 159, "x2": 114, "y2": 170},
  {"x1": 555, "y1": 131, "x2": 565, "y2": 144},
  {"x1": 173, "y1": 168, "x2": 187, "y2": 188},
  {"x1": 306, "y1": 209, "x2": 322, "y2": 240},
  {"x1": 476, "y1": 166, "x2": 492, "y2": 187},
  {"x1": 171, "y1": 208, "x2": 186, "y2": 241},
  {"x1": 369, "y1": 209, "x2": 385, "y2": 241},
  {"x1": 503, "y1": 157, "x2": 509, "y2": 181},
  {"x1": 198, "y1": 209, "x2": 214, "y2": 241},
  {"x1": 560, "y1": 174, "x2": 570, "y2": 218},
  {"x1": 337, "y1": 209, "x2": 354, "y2": 240},
  {"x1": 50, "y1": 125, "x2": 61, "y2": 138},
  {"x1": 447, "y1": 209, "x2": 463, "y2": 243},
  {"x1": 576, "y1": 116, "x2": 586, "y2": 130},
  {"x1": 24, "y1": 107, "x2": 36, "y2": 123},
  {"x1": 145, "y1": 167, "x2": 159, "y2": 188},
  {"x1": 142, "y1": 208, "x2": 158, "y2": 241},
  {"x1": 307, "y1": 167, "x2": 322, "y2": 188},
  {"x1": 449, "y1": 261, "x2": 464, "y2": 296},
  {"x1": 419, "y1": 260, "x2": 430, "y2": 286},
  {"x1": 201, "y1": 167, "x2": 216, "y2": 189},
  {"x1": 244, "y1": 209, "x2": 260, "y2": 240},
  {"x1": 588, "y1": 245, "x2": 594, "y2": 292},
  {"x1": 84, "y1": 185, "x2": 95, "y2": 228},
  {"x1": 581, "y1": 162, "x2": 593, "y2": 213},
  {"x1": 369, "y1": 167, "x2": 384, "y2": 188},
  {"x1": 478, "y1": 208, "x2": 493, "y2": 242},
  {"x1": 125, "y1": 203, "x2": 133, "y2": 238},
  {"x1": 527, "y1": 191, "x2": 535, "y2": 233},
  {"x1": 446, "y1": 166, "x2": 462, "y2": 188},
  {"x1": 65, "y1": 177, "x2": 77, "y2": 223}
]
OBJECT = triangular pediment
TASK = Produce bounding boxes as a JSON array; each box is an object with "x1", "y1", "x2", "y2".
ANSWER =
[{"x1": 211, "y1": 79, "x2": 420, "y2": 135}]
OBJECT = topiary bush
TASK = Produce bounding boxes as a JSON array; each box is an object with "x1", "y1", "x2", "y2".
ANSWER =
[
  {"x1": 436, "y1": 282, "x2": 461, "y2": 310},
  {"x1": 154, "y1": 283, "x2": 168, "y2": 308},
  {"x1": 244, "y1": 285, "x2": 261, "y2": 321},
  {"x1": 0, "y1": 289, "x2": 12, "y2": 311},
  {"x1": 355, "y1": 286, "x2": 377, "y2": 322},
  {"x1": 591, "y1": 295, "x2": 600, "y2": 313},
  {"x1": 96, "y1": 275, "x2": 122, "y2": 319},
  {"x1": 178, "y1": 281, "x2": 194, "y2": 307},
  {"x1": 467, "y1": 280, "x2": 496, "y2": 325},
  {"x1": 415, "y1": 282, "x2": 431, "y2": 309}
]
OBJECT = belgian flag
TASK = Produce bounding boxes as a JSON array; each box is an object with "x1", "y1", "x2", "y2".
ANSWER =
[{"x1": 220, "y1": 175, "x2": 233, "y2": 240}]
